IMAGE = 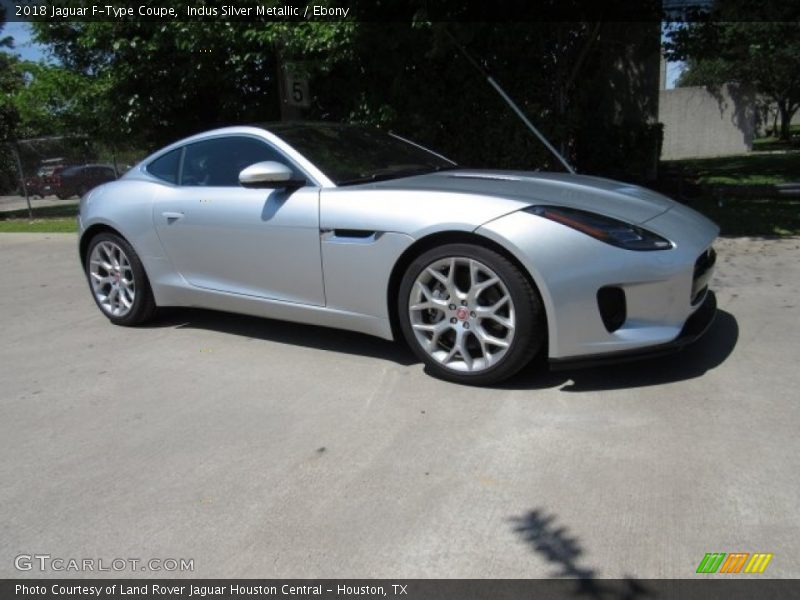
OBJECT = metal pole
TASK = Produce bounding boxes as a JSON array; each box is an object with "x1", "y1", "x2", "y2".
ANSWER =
[
  {"x1": 444, "y1": 28, "x2": 576, "y2": 174},
  {"x1": 111, "y1": 144, "x2": 119, "y2": 177},
  {"x1": 486, "y1": 77, "x2": 575, "y2": 174},
  {"x1": 11, "y1": 142, "x2": 33, "y2": 219}
]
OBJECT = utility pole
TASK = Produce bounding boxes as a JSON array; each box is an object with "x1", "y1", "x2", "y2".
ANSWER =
[{"x1": 11, "y1": 142, "x2": 33, "y2": 219}]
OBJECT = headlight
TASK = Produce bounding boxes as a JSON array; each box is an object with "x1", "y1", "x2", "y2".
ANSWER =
[{"x1": 524, "y1": 205, "x2": 673, "y2": 251}]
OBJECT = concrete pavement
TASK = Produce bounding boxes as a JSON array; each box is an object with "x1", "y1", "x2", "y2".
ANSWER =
[
  {"x1": 1, "y1": 233, "x2": 798, "y2": 579},
  {"x1": 0, "y1": 194, "x2": 79, "y2": 214}
]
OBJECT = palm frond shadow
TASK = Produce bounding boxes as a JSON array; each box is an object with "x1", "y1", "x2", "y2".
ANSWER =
[{"x1": 510, "y1": 509, "x2": 654, "y2": 599}]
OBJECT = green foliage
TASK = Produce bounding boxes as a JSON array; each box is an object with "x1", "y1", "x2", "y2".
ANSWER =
[
  {"x1": 665, "y1": 151, "x2": 800, "y2": 186},
  {"x1": 30, "y1": 17, "x2": 355, "y2": 147},
  {"x1": 688, "y1": 195, "x2": 800, "y2": 237},
  {"x1": 23, "y1": 16, "x2": 663, "y2": 179},
  {"x1": 576, "y1": 122, "x2": 663, "y2": 182},
  {"x1": 13, "y1": 62, "x2": 109, "y2": 138},
  {"x1": 304, "y1": 21, "x2": 661, "y2": 177},
  {"x1": 1, "y1": 12, "x2": 25, "y2": 193}
]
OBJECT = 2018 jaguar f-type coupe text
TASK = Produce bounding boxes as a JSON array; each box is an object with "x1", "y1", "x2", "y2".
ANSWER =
[{"x1": 79, "y1": 123, "x2": 718, "y2": 385}]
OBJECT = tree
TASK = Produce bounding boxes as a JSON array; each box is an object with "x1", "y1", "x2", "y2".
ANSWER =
[
  {"x1": 0, "y1": 10, "x2": 22, "y2": 141},
  {"x1": 0, "y1": 8, "x2": 27, "y2": 194},
  {"x1": 30, "y1": 18, "x2": 354, "y2": 148},
  {"x1": 13, "y1": 62, "x2": 109, "y2": 138},
  {"x1": 27, "y1": 8, "x2": 664, "y2": 179},
  {"x1": 666, "y1": 17, "x2": 800, "y2": 141},
  {"x1": 303, "y1": 20, "x2": 661, "y2": 178}
]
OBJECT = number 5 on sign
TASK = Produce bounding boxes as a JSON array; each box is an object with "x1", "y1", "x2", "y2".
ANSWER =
[{"x1": 285, "y1": 74, "x2": 310, "y2": 108}]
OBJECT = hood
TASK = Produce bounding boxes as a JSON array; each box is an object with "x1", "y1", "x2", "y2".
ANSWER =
[{"x1": 366, "y1": 170, "x2": 677, "y2": 224}]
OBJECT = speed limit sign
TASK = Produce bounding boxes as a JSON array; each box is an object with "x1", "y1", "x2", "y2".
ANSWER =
[{"x1": 285, "y1": 74, "x2": 310, "y2": 108}]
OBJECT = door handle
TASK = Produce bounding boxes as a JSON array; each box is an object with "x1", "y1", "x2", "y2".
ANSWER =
[{"x1": 162, "y1": 211, "x2": 184, "y2": 223}]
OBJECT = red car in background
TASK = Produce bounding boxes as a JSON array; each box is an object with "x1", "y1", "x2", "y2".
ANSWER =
[
  {"x1": 24, "y1": 161, "x2": 68, "y2": 198},
  {"x1": 23, "y1": 162, "x2": 117, "y2": 199}
]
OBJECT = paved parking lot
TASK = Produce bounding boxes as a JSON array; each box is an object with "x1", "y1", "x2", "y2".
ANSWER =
[{"x1": 1, "y1": 232, "x2": 798, "y2": 579}]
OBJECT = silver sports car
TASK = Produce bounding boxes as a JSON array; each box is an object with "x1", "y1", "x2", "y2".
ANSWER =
[{"x1": 78, "y1": 123, "x2": 718, "y2": 385}]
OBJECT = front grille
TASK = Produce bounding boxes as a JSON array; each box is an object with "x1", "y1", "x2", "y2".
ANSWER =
[{"x1": 692, "y1": 247, "x2": 716, "y2": 305}]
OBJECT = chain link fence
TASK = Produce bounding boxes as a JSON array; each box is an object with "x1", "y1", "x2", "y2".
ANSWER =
[{"x1": 1, "y1": 135, "x2": 145, "y2": 218}]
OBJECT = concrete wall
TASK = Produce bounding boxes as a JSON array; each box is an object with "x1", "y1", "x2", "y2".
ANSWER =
[{"x1": 658, "y1": 84, "x2": 756, "y2": 160}]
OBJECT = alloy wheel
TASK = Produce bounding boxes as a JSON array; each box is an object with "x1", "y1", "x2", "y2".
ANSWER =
[
  {"x1": 89, "y1": 241, "x2": 136, "y2": 317},
  {"x1": 408, "y1": 256, "x2": 516, "y2": 373}
]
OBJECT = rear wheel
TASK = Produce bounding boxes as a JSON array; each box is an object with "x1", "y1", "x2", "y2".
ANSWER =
[
  {"x1": 85, "y1": 233, "x2": 156, "y2": 326},
  {"x1": 398, "y1": 243, "x2": 545, "y2": 385}
]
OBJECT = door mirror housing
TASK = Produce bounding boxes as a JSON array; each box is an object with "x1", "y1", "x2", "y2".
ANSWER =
[{"x1": 238, "y1": 161, "x2": 304, "y2": 188}]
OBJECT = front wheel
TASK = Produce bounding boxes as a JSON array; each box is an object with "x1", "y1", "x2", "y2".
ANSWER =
[
  {"x1": 85, "y1": 233, "x2": 156, "y2": 326},
  {"x1": 398, "y1": 243, "x2": 546, "y2": 385}
]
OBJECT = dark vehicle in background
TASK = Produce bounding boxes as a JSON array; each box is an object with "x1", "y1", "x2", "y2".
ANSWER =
[
  {"x1": 24, "y1": 159, "x2": 68, "y2": 198},
  {"x1": 55, "y1": 164, "x2": 117, "y2": 198}
]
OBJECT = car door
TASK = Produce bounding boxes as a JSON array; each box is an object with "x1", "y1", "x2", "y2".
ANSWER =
[{"x1": 152, "y1": 135, "x2": 325, "y2": 306}]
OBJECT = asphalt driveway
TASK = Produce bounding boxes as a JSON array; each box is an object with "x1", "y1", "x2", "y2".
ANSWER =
[{"x1": 1, "y1": 233, "x2": 798, "y2": 579}]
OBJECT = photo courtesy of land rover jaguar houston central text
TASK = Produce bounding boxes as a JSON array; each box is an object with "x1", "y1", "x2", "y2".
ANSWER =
[{"x1": 78, "y1": 123, "x2": 718, "y2": 385}]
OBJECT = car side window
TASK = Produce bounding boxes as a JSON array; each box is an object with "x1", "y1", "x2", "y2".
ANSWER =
[
  {"x1": 147, "y1": 148, "x2": 182, "y2": 184},
  {"x1": 180, "y1": 137, "x2": 301, "y2": 187}
]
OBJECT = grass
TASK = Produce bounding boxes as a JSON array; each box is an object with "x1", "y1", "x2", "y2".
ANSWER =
[
  {"x1": 752, "y1": 123, "x2": 800, "y2": 152},
  {"x1": 0, "y1": 218, "x2": 77, "y2": 233},
  {"x1": 662, "y1": 150, "x2": 800, "y2": 186},
  {"x1": 659, "y1": 145, "x2": 800, "y2": 236},
  {"x1": 0, "y1": 204, "x2": 79, "y2": 233},
  {"x1": 686, "y1": 195, "x2": 800, "y2": 237}
]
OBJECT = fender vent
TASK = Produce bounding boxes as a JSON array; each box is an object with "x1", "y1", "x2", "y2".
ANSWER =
[{"x1": 597, "y1": 286, "x2": 626, "y2": 333}]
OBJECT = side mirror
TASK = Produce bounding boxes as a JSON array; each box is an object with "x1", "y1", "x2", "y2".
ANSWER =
[{"x1": 238, "y1": 161, "x2": 303, "y2": 188}]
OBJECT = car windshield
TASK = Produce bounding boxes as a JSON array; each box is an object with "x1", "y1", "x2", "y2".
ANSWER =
[{"x1": 269, "y1": 123, "x2": 456, "y2": 185}]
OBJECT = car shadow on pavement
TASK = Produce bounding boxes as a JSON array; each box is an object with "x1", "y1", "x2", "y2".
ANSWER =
[
  {"x1": 144, "y1": 307, "x2": 418, "y2": 366},
  {"x1": 510, "y1": 508, "x2": 653, "y2": 598},
  {"x1": 145, "y1": 307, "x2": 737, "y2": 391},
  {"x1": 502, "y1": 309, "x2": 739, "y2": 392}
]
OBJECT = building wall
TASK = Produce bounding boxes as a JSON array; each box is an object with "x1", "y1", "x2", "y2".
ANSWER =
[{"x1": 659, "y1": 84, "x2": 756, "y2": 160}]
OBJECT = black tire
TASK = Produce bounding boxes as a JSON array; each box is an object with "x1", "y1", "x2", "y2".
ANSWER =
[
  {"x1": 398, "y1": 243, "x2": 546, "y2": 385},
  {"x1": 84, "y1": 232, "x2": 156, "y2": 326}
]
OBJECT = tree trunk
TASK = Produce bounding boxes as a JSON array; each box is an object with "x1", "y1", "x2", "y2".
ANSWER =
[{"x1": 778, "y1": 100, "x2": 792, "y2": 141}]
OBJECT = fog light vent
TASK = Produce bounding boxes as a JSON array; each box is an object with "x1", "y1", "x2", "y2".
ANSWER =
[{"x1": 597, "y1": 286, "x2": 626, "y2": 333}]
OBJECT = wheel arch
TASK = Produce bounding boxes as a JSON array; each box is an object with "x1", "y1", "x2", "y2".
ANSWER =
[
  {"x1": 79, "y1": 223, "x2": 129, "y2": 267},
  {"x1": 386, "y1": 230, "x2": 549, "y2": 349}
]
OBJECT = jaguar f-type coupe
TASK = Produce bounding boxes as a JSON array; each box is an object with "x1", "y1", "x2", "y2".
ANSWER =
[{"x1": 79, "y1": 123, "x2": 718, "y2": 385}]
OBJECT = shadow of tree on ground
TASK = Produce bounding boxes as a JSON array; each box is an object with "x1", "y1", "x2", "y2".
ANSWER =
[{"x1": 510, "y1": 508, "x2": 655, "y2": 599}]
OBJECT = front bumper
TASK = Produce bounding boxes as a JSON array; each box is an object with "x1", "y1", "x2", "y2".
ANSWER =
[
  {"x1": 476, "y1": 204, "x2": 719, "y2": 360},
  {"x1": 549, "y1": 291, "x2": 717, "y2": 370}
]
